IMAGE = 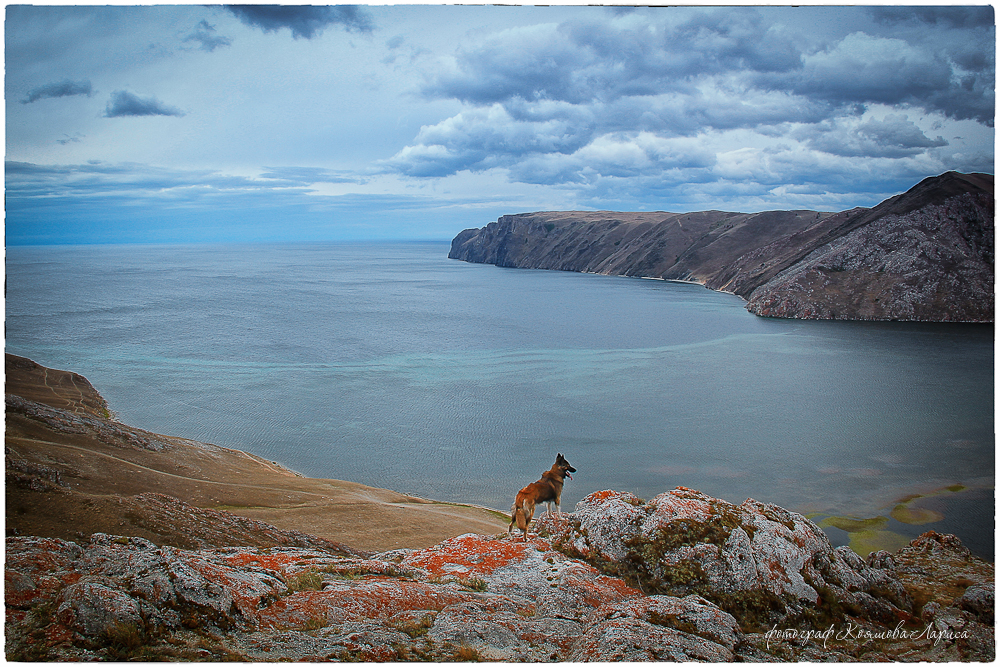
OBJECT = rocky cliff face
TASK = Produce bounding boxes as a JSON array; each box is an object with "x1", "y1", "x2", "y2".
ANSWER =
[
  {"x1": 6, "y1": 488, "x2": 994, "y2": 662},
  {"x1": 449, "y1": 172, "x2": 994, "y2": 322}
]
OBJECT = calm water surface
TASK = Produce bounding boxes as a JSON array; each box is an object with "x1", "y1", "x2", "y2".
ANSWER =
[{"x1": 6, "y1": 242, "x2": 994, "y2": 557}]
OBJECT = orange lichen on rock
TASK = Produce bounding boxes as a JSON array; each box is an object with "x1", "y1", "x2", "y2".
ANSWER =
[
  {"x1": 402, "y1": 534, "x2": 536, "y2": 576},
  {"x1": 256, "y1": 579, "x2": 472, "y2": 628}
]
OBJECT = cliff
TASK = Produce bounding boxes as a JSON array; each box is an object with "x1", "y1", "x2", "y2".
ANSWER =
[{"x1": 449, "y1": 172, "x2": 994, "y2": 322}]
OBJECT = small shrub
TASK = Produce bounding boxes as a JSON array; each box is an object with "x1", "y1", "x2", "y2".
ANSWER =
[
  {"x1": 453, "y1": 644, "x2": 482, "y2": 662},
  {"x1": 462, "y1": 577, "x2": 488, "y2": 592},
  {"x1": 393, "y1": 614, "x2": 434, "y2": 638},
  {"x1": 286, "y1": 570, "x2": 324, "y2": 592},
  {"x1": 101, "y1": 621, "x2": 147, "y2": 660},
  {"x1": 301, "y1": 615, "x2": 329, "y2": 631}
]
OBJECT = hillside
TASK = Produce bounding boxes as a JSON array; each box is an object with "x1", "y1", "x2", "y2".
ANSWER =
[
  {"x1": 4, "y1": 354, "x2": 506, "y2": 552},
  {"x1": 449, "y1": 172, "x2": 994, "y2": 322}
]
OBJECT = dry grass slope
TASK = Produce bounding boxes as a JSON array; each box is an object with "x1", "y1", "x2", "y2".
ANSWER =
[{"x1": 5, "y1": 354, "x2": 507, "y2": 552}]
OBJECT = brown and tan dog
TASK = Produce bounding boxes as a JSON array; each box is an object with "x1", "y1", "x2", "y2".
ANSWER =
[{"x1": 508, "y1": 453, "x2": 576, "y2": 541}]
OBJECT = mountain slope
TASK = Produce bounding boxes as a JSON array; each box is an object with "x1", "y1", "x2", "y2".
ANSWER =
[{"x1": 449, "y1": 172, "x2": 994, "y2": 322}]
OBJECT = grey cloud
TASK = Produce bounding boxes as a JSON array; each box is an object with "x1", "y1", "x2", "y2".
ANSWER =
[
  {"x1": 392, "y1": 7, "x2": 993, "y2": 185},
  {"x1": 184, "y1": 20, "x2": 232, "y2": 52},
  {"x1": 104, "y1": 91, "x2": 185, "y2": 118},
  {"x1": 423, "y1": 10, "x2": 802, "y2": 106},
  {"x1": 382, "y1": 105, "x2": 599, "y2": 177},
  {"x1": 793, "y1": 115, "x2": 948, "y2": 159},
  {"x1": 22, "y1": 79, "x2": 93, "y2": 104},
  {"x1": 869, "y1": 6, "x2": 994, "y2": 29},
  {"x1": 225, "y1": 5, "x2": 373, "y2": 39},
  {"x1": 423, "y1": 7, "x2": 993, "y2": 126},
  {"x1": 766, "y1": 30, "x2": 994, "y2": 125}
]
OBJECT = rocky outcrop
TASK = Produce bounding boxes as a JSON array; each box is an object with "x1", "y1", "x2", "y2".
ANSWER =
[
  {"x1": 449, "y1": 171, "x2": 994, "y2": 322},
  {"x1": 6, "y1": 489, "x2": 994, "y2": 662},
  {"x1": 536, "y1": 488, "x2": 913, "y2": 629}
]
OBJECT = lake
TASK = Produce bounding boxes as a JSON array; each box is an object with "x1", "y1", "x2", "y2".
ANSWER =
[{"x1": 6, "y1": 241, "x2": 994, "y2": 558}]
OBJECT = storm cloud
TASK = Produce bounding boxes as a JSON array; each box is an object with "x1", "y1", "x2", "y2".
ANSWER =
[
  {"x1": 388, "y1": 6, "x2": 994, "y2": 189},
  {"x1": 225, "y1": 5, "x2": 373, "y2": 39}
]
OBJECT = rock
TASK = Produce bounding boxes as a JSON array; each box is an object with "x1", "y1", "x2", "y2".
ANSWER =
[
  {"x1": 539, "y1": 487, "x2": 912, "y2": 628},
  {"x1": 55, "y1": 581, "x2": 142, "y2": 636},
  {"x1": 587, "y1": 594, "x2": 743, "y2": 652},
  {"x1": 893, "y1": 530, "x2": 995, "y2": 609},
  {"x1": 957, "y1": 584, "x2": 994, "y2": 624},
  {"x1": 4, "y1": 494, "x2": 993, "y2": 662}
]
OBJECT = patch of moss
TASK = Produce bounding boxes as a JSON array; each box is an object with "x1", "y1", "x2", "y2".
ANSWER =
[
  {"x1": 647, "y1": 611, "x2": 698, "y2": 636},
  {"x1": 659, "y1": 559, "x2": 708, "y2": 590},
  {"x1": 652, "y1": 517, "x2": 734, "y2": 552},
  {"x1": 301, "y1": 615, "x2": 329, "y2": 631},
  {"x1": 711, "y1": 588, "x2": 791, "y2": 633}
]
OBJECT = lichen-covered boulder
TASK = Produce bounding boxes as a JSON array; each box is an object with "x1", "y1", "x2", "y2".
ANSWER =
[
  {"x1": 570, "y1": 593, "x2": 743, "y2": 662},
  {"x1": 55, "y1": 581, "x2": 143, "y2": 636},
  {"x1": 958, "y1": 584, "x2": 994, "y2": 625},
  {"x1": 539, "y1": 487, "x2": 913, "y2": 628}
]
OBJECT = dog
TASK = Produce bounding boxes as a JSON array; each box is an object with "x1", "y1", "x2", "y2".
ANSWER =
[{"x1": 508, "y1": 453, "x2": 576, "y2": 541}]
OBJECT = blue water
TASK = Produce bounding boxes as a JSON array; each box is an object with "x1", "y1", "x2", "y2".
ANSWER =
[{"x1": 6, "y1": 242, "x2": 994, "y2": 557}]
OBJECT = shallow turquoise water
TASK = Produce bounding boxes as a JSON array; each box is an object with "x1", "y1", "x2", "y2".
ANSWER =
[{"x1": 6, "y1": 242, "x2": 994, "y2": 556}]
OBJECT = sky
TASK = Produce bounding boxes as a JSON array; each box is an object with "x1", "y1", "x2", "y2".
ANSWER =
[{"x1": 5, "y1": 4, "x2": 996, "y2": 245}]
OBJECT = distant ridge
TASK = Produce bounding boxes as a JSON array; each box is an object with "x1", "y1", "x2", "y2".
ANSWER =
[{"x1": 450, "y1": 172, "x2": 994, "y2": 322}]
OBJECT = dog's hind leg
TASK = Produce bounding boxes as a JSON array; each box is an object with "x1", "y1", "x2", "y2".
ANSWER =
[{"x1": 516, "y1": 499, "x2": 535, "y2": 541}]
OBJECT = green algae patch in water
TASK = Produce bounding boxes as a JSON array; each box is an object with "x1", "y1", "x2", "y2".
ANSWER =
[
  {"x1": 890, "y1": 504, "x2": 945, "y2": 525},
  {"x1": 818, "y1": 515, "x2": 888, "y2": 533},
  {"x1": 817, "y1": 515, "x2": 909, "y2": 557},
  {"x1": 846, "y1": 529, "x2": 911, "y2": 556}
]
